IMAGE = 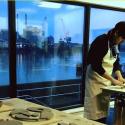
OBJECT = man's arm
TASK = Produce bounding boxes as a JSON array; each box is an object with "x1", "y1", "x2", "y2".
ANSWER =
[
  {"x1": 113, "y1": 54, "x2": 125, "y2": 83},
  {"x1": 115, "y1": 70, "x2": 125, "y2": 83},
  {"x1": 102, "y1": 71, "x2": 123, "y2": 85}
]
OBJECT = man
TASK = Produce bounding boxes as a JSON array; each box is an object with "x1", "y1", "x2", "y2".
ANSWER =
[{"x1": 84, "y1": 21, "x2": 125, "y2": 123}]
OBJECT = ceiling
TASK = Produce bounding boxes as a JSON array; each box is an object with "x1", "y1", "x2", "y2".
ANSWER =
[{"x1": 61, "y1": 0, "x2": 125, "y2": 9}]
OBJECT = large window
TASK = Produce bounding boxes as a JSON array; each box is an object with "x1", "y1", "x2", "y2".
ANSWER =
[
  {"x1": 0, "y1": 0, "x2": 9, "y2": 97},
  {"x1": 119, "y1": 42, "x2": 125, "y2": 76},
  {"x1": 0, "y1": 0, "x2": 9, "y2": 85},
  {"x1": 89, "y1": 8, "x2": 125, "y2": 74},
  {"x1": 16, "y1": 1, "x2": 84, "y2": 108}
]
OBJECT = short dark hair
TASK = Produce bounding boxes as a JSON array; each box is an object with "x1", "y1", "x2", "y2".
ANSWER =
[{"x1": 114, "y1": 21, "x2": 125, "y2": 38}]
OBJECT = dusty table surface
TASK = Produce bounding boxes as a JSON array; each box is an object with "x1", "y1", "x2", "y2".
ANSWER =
[
  {"x1": 0, "y1": 98, "x2": 106, "y2": 125},
  {"x1": 102, "y1": 85, "x2": 125, "y2": 94}
]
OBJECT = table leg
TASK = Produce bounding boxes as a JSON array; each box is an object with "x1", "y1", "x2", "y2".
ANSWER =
[
  {"x1": 122, "y1": 104, "x2": 125, "y2": 125},
  {"x1": 114, "y1": 99, "x2": 122, "y2": 125}
]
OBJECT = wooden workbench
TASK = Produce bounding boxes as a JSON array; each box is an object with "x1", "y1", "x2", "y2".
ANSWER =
[{"x1": 0, "y1": 98, "x2": 105, "y2": 125}]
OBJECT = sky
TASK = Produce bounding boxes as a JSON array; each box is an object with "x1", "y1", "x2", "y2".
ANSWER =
[
  {"x1": 0, "y1": 0, "x2": 84, "y2": 43},
  {"x1": 0, "y1": 0, "x2": 53, "y2": 31}
]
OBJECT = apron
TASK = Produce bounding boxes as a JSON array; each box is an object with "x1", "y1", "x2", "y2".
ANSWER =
[{"x1": 84, "y1": 42, "x2": 117, "y2": 120}]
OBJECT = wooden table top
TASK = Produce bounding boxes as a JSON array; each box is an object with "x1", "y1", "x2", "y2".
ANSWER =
[{"x1": 0, "y1": 98, "x2": 105, "y2": 125}]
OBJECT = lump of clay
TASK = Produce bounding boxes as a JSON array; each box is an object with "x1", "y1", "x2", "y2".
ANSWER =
[
  {"x1": 9, "y1": 109, "x2": 39, "y2": 121},
  {"x1": 27, "y1": 107, "x2": 54, "y2": 120}
]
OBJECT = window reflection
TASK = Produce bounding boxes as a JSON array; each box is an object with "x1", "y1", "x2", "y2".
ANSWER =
[
  {"x1": 119, "y1": 42, "x2": 125, "y2": 76},
  {"x1": 0, "y1": 0, "x2": 9, "y2": 85},
  {"x1": 16, "y1": 1, "x2": 84, "y2": 83}
]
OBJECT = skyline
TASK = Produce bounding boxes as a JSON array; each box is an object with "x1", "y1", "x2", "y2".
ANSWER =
[{"x1": 0, "y1": 1, "x2": 83, "y2": 33}]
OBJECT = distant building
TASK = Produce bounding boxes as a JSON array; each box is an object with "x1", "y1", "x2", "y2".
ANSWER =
[
  {"x1": 0, "y1": 29, "x2": 8, "y2": 48},
  {"x1": 23, "y1": 26, "x2": 42, "y2": 48},
  {"x1": 0, "y1": 29, "x2": 8, "y2": 41},
  {"x1": 42, "y1": 16, "x2": 48, "y2": 38}
]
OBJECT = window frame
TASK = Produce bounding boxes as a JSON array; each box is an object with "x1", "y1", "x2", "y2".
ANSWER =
[{"x1": 5, "y1": 0, "x2": 125, "y2": 109}]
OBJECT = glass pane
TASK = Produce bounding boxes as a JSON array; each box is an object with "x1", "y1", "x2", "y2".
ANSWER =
[
  {"x1": 90, "y1": 8, "x2": 125, "y2": 73},
  {"x1": 119, "y1": 42, "x2": 125, "y2": 76},
  {"x1": 16, "y1": 1, "x2": 84, "y2": 108},
  {"x1": 0, "y1": 0, "x2": 9, "y2": 97}
]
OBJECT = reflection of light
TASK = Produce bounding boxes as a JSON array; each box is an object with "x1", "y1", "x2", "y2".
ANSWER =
[
  {"x1": 38, "y1": 1, "x2": 62, "y2": 9},
  {"x1": 20, "y1": 44, "x2": 23, "y2": 48},
  {"x1": 66, "y1": 5, "x2": 81, "y2": 10}
]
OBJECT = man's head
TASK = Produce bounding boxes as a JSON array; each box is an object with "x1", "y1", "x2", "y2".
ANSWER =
[{"x1": 114, "y1": 21, "x2": 125, "y2": 44}]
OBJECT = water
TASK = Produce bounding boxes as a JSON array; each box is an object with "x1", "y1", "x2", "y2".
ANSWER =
[
  {"x1": 0, "y1": 49, "x2": 82, "y2": 85},
  {"x1": 0, "y1": 50, "x2": 124, "y2": 85}
]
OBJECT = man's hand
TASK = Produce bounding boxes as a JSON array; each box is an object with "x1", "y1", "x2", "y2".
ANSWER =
[
  {"x1": 115, "y1": 70, "x2": 125, "y2": 84},
  {"x1": 117, "y1": 77, "x2": 125, "y2": 84},
  {"x1": 112, "y1": 78, "x2": 124, "y2": 86}
]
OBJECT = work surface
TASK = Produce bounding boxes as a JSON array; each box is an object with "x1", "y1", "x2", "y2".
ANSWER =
[
  {"x1": 0, "y1": 98, "x2": 105, "y2": 125},
  {"x1": 102, "y1": 85, "x2": 125, "y2": 94}
]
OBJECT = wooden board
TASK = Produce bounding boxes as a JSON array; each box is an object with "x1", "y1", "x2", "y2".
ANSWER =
[{"x1": 0, "y1": 104, "x2": 13, "y2": 113}]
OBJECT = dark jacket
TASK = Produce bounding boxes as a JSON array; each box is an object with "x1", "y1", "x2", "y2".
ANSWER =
[{"x1": 87, "y1": 34, "x2": 121, "y2": 76}]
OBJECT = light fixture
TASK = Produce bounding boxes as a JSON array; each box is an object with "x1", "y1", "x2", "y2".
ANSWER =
[
  {"x1": 38, "y1": 1, "x2": 62, "y2": 9},
  {"x1": 66, "y1": 5, "x2": 80, "y2": 9}
]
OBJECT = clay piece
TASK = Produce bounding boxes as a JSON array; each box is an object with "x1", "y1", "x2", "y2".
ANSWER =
[
  {"x1": 14, "y1": 114, "x2": 39, "y2": 121},
  {"x1": 27, "y1": 107, "x2": 54, "y2": 120},
  {"x1": 27, "y1": 107, "x2": 44, "y2": 112},
  {"x1": 9, "y1": 107, "x2": 54, "y2": 121},
  {"x1": 10, "y1": 109, "x2": 31, "y2": 117},
  {"x1": 10, "y1": 109, "x2": 39, "y2": 121},
  {"x1": 39, "y1": 109, "x2": 53, "y2": 120}
]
